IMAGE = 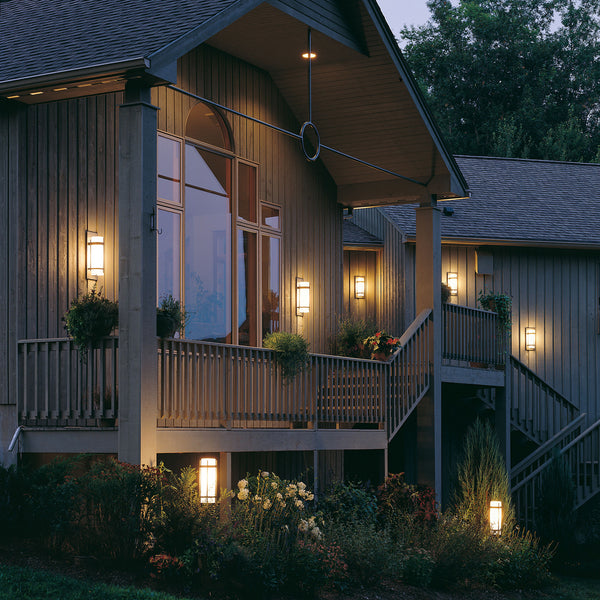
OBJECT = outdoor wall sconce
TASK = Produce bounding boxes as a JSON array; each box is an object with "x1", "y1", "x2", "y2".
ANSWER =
[
  {"x1": 525, "y1": 327, "x2": 536, "y2": 351},
  {"x1": 86, "y1": 231, "x2": 104, "y2": 280},
  {"x1": 490, "y1": 500, "x2": 503, "y2": 534},
  {"x1": 354, "y1": 276, "x2": 366, "y2": 299},
  {"x1": 447, "y1": 272, "x2": 458, "y2": 296},
  {"x1": 199, "y1": 457, "x2": 218, "y2": 504},
  {"x1": 296, "y1": 278, "x2": 310, "y2": 316}
]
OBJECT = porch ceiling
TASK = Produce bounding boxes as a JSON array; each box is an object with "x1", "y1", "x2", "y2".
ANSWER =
[{"x1": 207, "y1": 3, "x2": 466, "y2": 207}]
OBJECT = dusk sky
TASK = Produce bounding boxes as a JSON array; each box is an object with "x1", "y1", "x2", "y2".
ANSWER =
[{"x1": 377, "y1": 0, "x2": 433, "y2": 37}]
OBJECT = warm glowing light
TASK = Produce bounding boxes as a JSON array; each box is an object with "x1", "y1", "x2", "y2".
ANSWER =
[
  {"x1": 354, "y1": 276, "x2": 365, "y2": 299},
  {"x1": 199, "y1": 457, "x2": 218, "y2": 503},
  {"x1": 296, "y1": 278, "x2": 310, "y2": 315},
  {"x1": 525, "y1": 327, "x2": 536, "y2": 351},
  {"x1": 490, "y1": 500, "x2": 503, "y2": 534},
  {"x1": 77, "y1": 83, "x2": 92, "y2": 88},
  {"x1": 87, "y1": 233, "x2": 104, "y2": 279},
  {"x1": 29, "y1": 91, "x2": 43, "y2": 96},
  {"x1": 447, "y1": 272, "x2": 458, "y2": 295},
  {"x1": 7, "y1": 95, "x2": 19, "y2": 99},
  {"x1": 301, "y1": 52, "x2": 317, "y2": 59},
  {"x1": 53, "y1": 87, "x2": 68, "y2": 91}
]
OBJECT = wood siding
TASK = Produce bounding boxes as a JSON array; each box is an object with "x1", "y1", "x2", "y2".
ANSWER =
[
  {"x1": 152, "y1": 45, "x2": 342, "y2": 353},
  {"x1": 343, "y1": 249, "x2": 378, "y2": 324},
  {"x1": 405, "y1": 243, "x2": 600, "y2": 425},
  {"x1": 351, "y1": 208, "x2": 405, "y2": 335}
]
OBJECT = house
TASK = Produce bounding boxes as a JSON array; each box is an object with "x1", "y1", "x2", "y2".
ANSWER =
[
  {"x1": 0, "y1": 0, "x2": 478, "y2": 501},
  {"x1": 347, "y1": 155, "x2": 600, "y2": 519}
]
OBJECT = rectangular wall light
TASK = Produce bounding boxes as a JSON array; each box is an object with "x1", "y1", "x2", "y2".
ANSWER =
[
  {"x1": 447, "y1": 272, "x2": 458, "y2": 295},
  {"x1": 86, "y1": 231, "x2": 104, "y2": 280},
  {"x1": 490, "y1": 500, "x2": 503, "y2": 534},
  {"x1": 296, "y1": 278, "x2": 310, "y2": 316},
  {"x1": 525, "y1": 327, "x2": 536, "y2": 351},
  {"x1": 199, "y1": 457, "x2": 218, "y2": 503},
  {"x1": 354, "y1": 275, "x2": 365, "y2": 299}
]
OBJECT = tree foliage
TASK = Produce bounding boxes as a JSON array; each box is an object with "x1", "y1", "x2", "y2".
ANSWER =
[{"x1": 401, "y1": 0, "x2": 600, "y2": 161}]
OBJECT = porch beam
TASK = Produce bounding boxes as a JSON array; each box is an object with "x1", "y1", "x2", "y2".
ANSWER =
[{"x1": 118, "y1": 81, "x2": 158, "y2": 466}]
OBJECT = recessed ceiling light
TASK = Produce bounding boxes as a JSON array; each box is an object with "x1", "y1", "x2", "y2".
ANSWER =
[
  {"x1": 7, "y1": 95, "x2": 19, "y2": 99},
  {"x1": 30, "y1": 91, "x2": 43, "y2": 96},
  {"x1": 301, "y1": 52, "x2": 317, "y2": 59},
  {"x1": 53, "y1": 87, "x2": 68, "y2": 91}
]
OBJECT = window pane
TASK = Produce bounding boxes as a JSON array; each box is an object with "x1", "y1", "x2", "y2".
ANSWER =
[
  {"x1": 157, "y1": 209, "x2": 180, "y2": 302},
  {"x1": 261, "y1": 204, "x2": 280, "y2": 230},
  {"x1": 238, "y1": 163, "x2": 257, "y2": 223},
  {"x1": 262, "y1": 236, "x2": 280, "y2": 338},
  {"x1": 238, "y1": 230, "x2": 257, "y2": 346},
  {"x1": 157, "y1": 136, "x2": 181, "y2": 203},
  {"x1": 185, "y1": 186, "x2": 232, "y2": 343},
  {"x1": 186, "y1": 102, "x2": 230, "y2": 150},
  {"x1": 186, "y1": 144, "x2": 230, "y2": 195}
]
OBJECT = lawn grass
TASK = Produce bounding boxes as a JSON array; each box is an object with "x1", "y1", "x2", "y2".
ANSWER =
[
  {"x1": 0, "y1": 564, "x2": 194, "y2": 600},
  {"x1": 547, "y1": 577, "x2": 600, "y2": 600}
]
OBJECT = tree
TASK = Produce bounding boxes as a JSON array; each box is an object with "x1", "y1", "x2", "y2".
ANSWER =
[{"x1": 401, "y1": 0, "x2": 600, "y2": 161}]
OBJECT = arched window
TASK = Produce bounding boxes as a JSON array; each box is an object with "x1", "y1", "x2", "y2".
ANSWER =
[{"x1": 157, "y1": 103, "x2": 281, "y2": 346}]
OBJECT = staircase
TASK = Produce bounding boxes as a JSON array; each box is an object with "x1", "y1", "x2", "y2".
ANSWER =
[{"x1": 507, "y1": 357, "x2": 600, "y2": 528}]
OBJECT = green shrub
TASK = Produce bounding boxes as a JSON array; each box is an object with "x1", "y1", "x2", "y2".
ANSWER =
[
  {"x1": 63, "y1": 287, "x2": 118, "y2": 357},
  {"x1": 263, "y1": 332, "x2": 310, "y2": 380},
  {"x1": 478, "y1": 291, "x2": 512, "y2": 334},
  {"x1": 400, "y1": 547, "x2": 434, "y2": 587},
  {"x1": 320, "y1": 480, "x2": 377, "y2": 525},
  {"x1": 0, "y1": 464, "x2": 28, "y2": 537},
  {"x1": 333, "y1": 316, "x2": 376, "y2": 358},
  {"x1": 453, "y1": 418, "x2": 514, "y2": 532}
]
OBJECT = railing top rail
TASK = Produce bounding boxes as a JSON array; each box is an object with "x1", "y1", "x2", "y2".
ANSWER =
[
  {"x1": 509, "y1": 355, "x2": 578, "y2": 412},
  {"x1": 18, "y1": 336, "x2": 116, "y2": 344},
  {"x1": 399, "y1": 309, "x2": 432, "y2": 347},
  {"x1": 511, "y1": 413, "x2": 586, "y2": 479},
  {"x1": 443, "y1": 303, "x2": 498, "y2": 317},
  {"x1": 561, "y1": 417, "x2": 600, "y2": 453}
]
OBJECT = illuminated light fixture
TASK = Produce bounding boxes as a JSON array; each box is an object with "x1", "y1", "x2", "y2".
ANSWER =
[
  {"x1": 53, "y1": 87, "x2": 68, "y2": 91},
  {"x1": 199, "y1": 457, "x2": 218, "y2": 503},
  {"x1": 301, "y1": 52, "x2": 317, "y2": 59},
  {"x1": 7, "y1": 95, "x2": 20, "y2": 99},
  {"x1": 29, "y1": 91, "x2": 43, "y2": 96},
  {"x1": 296, "y1": 278, "x2": 310, "y2": 316},
  {"x1": 525, "y1": 327, "x2": 536, "y2": 351},
  {"x1": 77, "y1": 83, "x2": 92, "y2": 88},
  {"x1": 447, "y1": 272, "x2": 458, "y2": 296},
  {"x1": 490, "y1": 500, "x2": 503, "y2": 534},
  {"x1": 354, "y1": 275, "x2": 366, "y2": 299},
  {"x1": 86, "y1": 231, "x2": 105, "y2": 280}
]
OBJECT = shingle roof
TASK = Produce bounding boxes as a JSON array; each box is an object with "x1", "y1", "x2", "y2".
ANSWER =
[
  {"x1": 0, "y1": 0, "x2": 239, "y2": 84},
  {"x1": 381, "y1": 155, "x2": 600, "y2": 247},
  {"x1": 343, "y1": 221, "x2": 382, "y2": 246}
]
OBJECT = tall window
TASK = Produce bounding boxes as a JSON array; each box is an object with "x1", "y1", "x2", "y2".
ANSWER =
[{"x1": 157, "y1": 102, "x2": 281, "y2": 346}]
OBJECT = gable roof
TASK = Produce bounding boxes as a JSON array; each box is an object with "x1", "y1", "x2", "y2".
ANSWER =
[
  {"x1": 343, "y1": 221, "x2": 383, "y2": 246},
  {"x1": 379, "y1": 155, "x2": 600, "y2": 248}
]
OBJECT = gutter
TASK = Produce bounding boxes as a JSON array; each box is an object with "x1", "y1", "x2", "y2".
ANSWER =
[{"x1": 0, "y1": 57, "x2": 150, "y2": 94}]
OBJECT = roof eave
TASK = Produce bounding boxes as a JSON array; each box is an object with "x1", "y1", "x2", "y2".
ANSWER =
[{"x1": 404, "y1": 234, "x2": 600, "y2": 250}]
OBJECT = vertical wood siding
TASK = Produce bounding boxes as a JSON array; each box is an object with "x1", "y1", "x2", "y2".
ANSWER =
[
  {"x1": 20, "y1": 94, "x2": 121, "y2": 345},
  {"x1": 343, "y1": 250, "x2": 378, "y2": 324},
  {"x1": 434, "y1": 244, "x2": 600, "y2": 424},
  {"x1": 152, "y1": 45, "x2": 342, "y2": 353},
  {"x1": 352, "y1": 207, "x2": 405, "y2": 334}
]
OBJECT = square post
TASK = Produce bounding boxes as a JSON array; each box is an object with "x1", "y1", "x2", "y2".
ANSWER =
[
  {"x1": 118, "y1": 82, "x2": 159, "y2": 466},
  {"x1": 414, "y1": 196, "x2": 442, "y2": 503}
]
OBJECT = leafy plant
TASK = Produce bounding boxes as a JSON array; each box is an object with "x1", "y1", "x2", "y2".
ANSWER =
[
  {"x1": 377, "y1": 473, "x2": 438, "y2": 526},
  {"x1": 320, "y1": 480, "x2": 378, "y2": 525},
  {"x1": 156, "y1": 295, "x2": 188, "y2": 338},
  {"x1": 263, "y1": 332, "x2": 310, "y2": 380},
  {"x1": 363, "y1": 330, "x2": 401, "y2": 360},
  {"x1": 63, "y1": 287, "x2": 118, "y2": 357},
  {"x1": 441, "y1": 282, "x2": 451, "y2": 303},
  {"x1": 478, "y1": 291, "x2": 512, "y2": 334},
  {"x1": 333, "y1": 316, "x2": 376, "y2": 358},
  {"x1": 453, "y1": 419, "x2": 514, "y2": 533}
]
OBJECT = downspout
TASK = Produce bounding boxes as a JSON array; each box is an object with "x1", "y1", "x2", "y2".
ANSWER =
[{"x1": 8, "y1": 426, "x2": 22, "y2": 452}]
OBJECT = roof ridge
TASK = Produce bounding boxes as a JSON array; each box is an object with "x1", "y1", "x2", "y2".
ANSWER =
[{"x1": 455, "y1": 154, "x2": 600, "y2": 168}]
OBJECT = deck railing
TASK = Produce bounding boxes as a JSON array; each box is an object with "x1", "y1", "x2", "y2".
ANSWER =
[
  {"x1": 443, "y1": 303, "x2": 502, "y2": 366},
  {"x1": 17, "y1": 338, "x2": 118, "y2": 426},
  {"x1": 512, "y1": 416, "x2": 600, "y2": 529},
  {"x1": 508, "y1": 356, "x2": 579, "y2": 445},
  {"x1": 157, "y1": 340, "x2": 387, "y2": 428}
]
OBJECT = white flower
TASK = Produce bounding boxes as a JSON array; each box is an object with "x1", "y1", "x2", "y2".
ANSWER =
[
  {"x1": 308, "y1": 516, "x2": 316, "y2": 527},
  {"x1": 261, "y1": 471, "x2": 270, "y2": 478},
  {"x1": 254, "y1": 495, "x2": 262, "y2": 503},
  {"x1": 310, "y1": 526, "x2": 322, "y2": 540},
  {"x1": 276, "y1": 492, "x2": 283, "y2": 501},
  {"x1": 286, "y1": 484, "x2": 297, "y2": 497},
  {"x1": 280, "y1": 502, "x2": 286, "y2": 508},
  {"x1": 237, "y1": 479, "x2": 248, "y2": 490},
  {"x1": 306, "y1": 493, "x2": 314, "y2": 501},
  {"x1": 271, "y1": 481, "x2": 278, "y2": 489},
  {"x1": 298, "y1": 519, "x2": 309, "y2": 533},
  {"x1": 263, "y1": 499, "x2": 272, "y2": 510},
  {"x1": 237, "y1": 489, "x2": 249, "y2": 500},
  {"x1": 295, "y1": 499, "x2": 304, "y2": 510},
  {"x1": 298, "y1": 482, "x2": 307, "y2": 491},
  {"x1": 298, "y1": 488, "x2": 307, "y2": 498}
]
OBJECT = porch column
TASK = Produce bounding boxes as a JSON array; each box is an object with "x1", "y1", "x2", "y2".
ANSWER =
[
  {"x1": 118, "y1": 82, "x2": 158, "y2": 466},
  {"x1": 414, "y1": 196, "x2": 442, "y2": 501},
  {"x1": 495, "y1": 357, "x2": 511, "y2": 468}
]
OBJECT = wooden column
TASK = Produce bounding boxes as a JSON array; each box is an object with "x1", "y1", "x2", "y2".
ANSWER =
[
  {"x1": 414, "y1": 196, "x2": 442, "y2": 501},
  {"x1": 495, "y1": 357, "x2": 511, "y2": 469},
  {"x1": 118, "y1": 82, "x2": 158, "y2": 466}
]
